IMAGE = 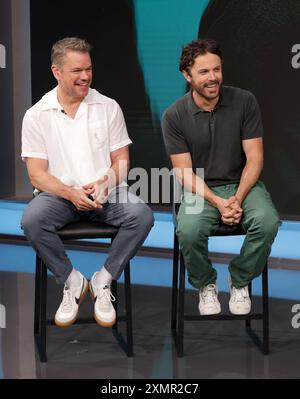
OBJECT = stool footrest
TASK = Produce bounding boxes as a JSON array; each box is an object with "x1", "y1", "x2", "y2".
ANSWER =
[{"x1": 184, "y1": 313, "x2": 263, "y2": 321}]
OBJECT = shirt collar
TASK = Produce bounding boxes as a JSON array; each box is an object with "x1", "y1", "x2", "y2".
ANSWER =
[
  {"x1": 40, "y1": 87, "x2": 62, "y2": 111},
  {"x1": 40, "y1": 86, "x2": 106, "y2": 111},
  {"x1": 187, "y1": 86, "x2": 228, "y2": 115}
]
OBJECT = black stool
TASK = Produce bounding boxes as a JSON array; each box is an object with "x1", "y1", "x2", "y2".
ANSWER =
[
  {"x1": 34, "y1": 220, "x2": 133, "y2": 362},
  {"x1": 171, "y1": 215, "x2": 269, "y2": 357}
]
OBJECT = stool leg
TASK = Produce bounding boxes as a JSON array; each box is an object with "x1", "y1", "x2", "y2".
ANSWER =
[
  {"x1": 111, "y1": 264, "x2": 133, "y2": 357},
  {"x1": 177, "y1": 251, "x2": 185, "y2": 357},
  {"x1": 245, "y1": 264, "x2": 270, "y2": 355},
  {"x1": 124, "y1": 262, "x2": 133, "y2": 357},
  {"x1": 171, "y1": 232, "x2": 179, "y2": 331},
  {"x1": 111, "y1": 236, "x2": 118, "y2": 333},
  {"x1": 34, "y1": 259, "x2": 47, "y2": 362},
  {"x1": 34, "y1": 255, "x2": 47, "y2": 361},
  {"x1": 111, "y1": 279, "x2": 118, "y2": 332},
  {"x1": 40, "y1": 261, "x2": 47, "y2": 362},
  {"x1": 34, "y1": 255, "x2": 42, "y2": 336},
  {"x1": 110, "y1": 236, "x2": 133, "y2": 357},
  {"x1": 262, "y1": 263, "x2": 269, "y2": 354},
  {"x1": 245, "y1": 281, "x2": 252, "y2": 329}
]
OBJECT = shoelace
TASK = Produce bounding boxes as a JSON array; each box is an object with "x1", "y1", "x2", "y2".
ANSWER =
[
  {"x1": 60, "y1": 285, "x2": 74, "y2": 313},
  {"x1": 97, "y1": 286, "x2": 116, "y2": 310},
  {"x1": 201, "y1": 285, "x2": 217, "y2": 303},
  {"x1": 232, "y1": 286, "x2": 248, "y2": 302}
]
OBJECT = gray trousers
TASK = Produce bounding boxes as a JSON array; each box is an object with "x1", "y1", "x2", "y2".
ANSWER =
[{"x1": 21, "y1": 187, "x2": 154, "y2": 284}]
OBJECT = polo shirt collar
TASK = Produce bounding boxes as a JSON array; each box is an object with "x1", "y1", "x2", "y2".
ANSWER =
[
  {"x1": 40, "y1": 86, "x2": 105, "y2": 111},
  {"x1": 187, "y1": 86, "x2": 229, "y2": 115}
]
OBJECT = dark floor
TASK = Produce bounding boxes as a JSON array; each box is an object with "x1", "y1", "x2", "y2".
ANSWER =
[{"x1": 0, "y1": 271, "x2": 299, "y2": 379}]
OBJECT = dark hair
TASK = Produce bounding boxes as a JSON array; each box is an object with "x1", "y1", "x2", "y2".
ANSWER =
[
  {"x1": 179, "y1": 38, "x2": 222, "y2": 73},
  {"x1": 51, "y1": 37, "x2": 92, "y2": 67}
]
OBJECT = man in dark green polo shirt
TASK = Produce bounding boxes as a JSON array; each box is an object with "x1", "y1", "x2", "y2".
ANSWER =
[{"x1": 162, "y1": 38, "x2": 280, "y2": 316}]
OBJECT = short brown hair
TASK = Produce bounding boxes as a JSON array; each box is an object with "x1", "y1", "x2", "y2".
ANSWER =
[
  {"x1": 179, "y1": 38, "x2": 222, "y2": 73},
  {"x1": 51, "y1": 37, "x2": 92, "y2": 67}
]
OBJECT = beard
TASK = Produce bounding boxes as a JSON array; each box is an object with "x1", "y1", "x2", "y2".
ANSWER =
[{"x1": 192, "y1": 80, "x2": 221, "y2": 101}]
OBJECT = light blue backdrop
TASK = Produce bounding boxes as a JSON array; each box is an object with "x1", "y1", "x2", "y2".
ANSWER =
[{"x1": 134, "y1": 0, "x2": 210, "y2": 119}]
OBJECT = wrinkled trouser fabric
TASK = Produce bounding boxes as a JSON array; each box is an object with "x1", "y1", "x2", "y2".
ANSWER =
[
  {"x1": 21, "y1": 187, "x2": 154, "y2": 284},
  {"x1": 176, "y1": 181, "x2": 280, "y2": 289}
]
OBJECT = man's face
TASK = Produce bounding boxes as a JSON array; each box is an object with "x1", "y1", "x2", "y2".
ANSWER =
[
  {"x1": 51, "y1": 51, "x2": 92, "y2": 101},
  {"x1": 183, "y1": 52, "x2": 223, "y2": 101}
]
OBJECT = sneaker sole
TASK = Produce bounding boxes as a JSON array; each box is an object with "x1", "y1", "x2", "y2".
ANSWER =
[
  {"x1": 54, "y1": 281, "x2": 89, "y2": 328},
  {"x1": 229, "y1": 306, "x2": 251, "y2": 315},
  {"x1": 89, "y1": 285, "x2": 116, "y2": 328},
  {"x1": 199, "y1": 307, "x2": 221, "y2": 316}
]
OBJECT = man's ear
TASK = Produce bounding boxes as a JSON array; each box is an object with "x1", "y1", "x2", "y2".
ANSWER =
[
  {"x1": 51, "y1": 64, "x2": 61, "y2": 81},
  {"x1": 182, "y1": 70, "x2": 192, "y2": 83}
]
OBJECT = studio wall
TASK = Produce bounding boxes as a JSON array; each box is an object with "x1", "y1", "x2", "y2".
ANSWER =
[{"x1": 0, "y1": 0, "x2": 15, "y2": 198}]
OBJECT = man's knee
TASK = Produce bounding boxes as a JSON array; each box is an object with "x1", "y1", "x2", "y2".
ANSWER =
[
  {"x1": 263, "y1": 214, "x2": 281, "y2": 238},
  {"x1": 127, "y1": 203, "x2": 154, "y2": 232},
  {"x1": 251, "y1": 211, "x2": 280, "y2": 238},
  {"x1": 21, "y1": 206, "x2": 49, "y2": 241},
  {"x1": 140, "y1": 204, "x2": 155, "y2": 231},
  {"x1": 176, "y1": 218, "x2": 207, "y2": 249},
  {"x1": 21, "y1": 209, "x2": 41, "y2": 241}
]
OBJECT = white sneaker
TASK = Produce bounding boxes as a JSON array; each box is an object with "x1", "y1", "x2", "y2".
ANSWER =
[
  {"x1": 199, "y1": 284, "x2": 221, "y2": 315},
  {"x1": 55, "y1": 272, "x2": 88, "y2": 327},
  {"x1": 89, "y1": 274, "x2": 116, "y2": 327},
  {"x1": 228, "y1": 275, "x2": 251, "y2": 315}
]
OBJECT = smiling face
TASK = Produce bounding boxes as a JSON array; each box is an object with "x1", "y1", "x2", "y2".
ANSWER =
[
  {"x1": 51, "y1": 50, "x2": 92, "y2": 102},
  {"x1": 183, "y1": 52, "x2": 223, "y2": 104}
]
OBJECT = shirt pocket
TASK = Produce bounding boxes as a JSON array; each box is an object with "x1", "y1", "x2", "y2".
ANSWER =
[{"x1": 88, "y1": 121, "x2": 108, "y2": 152}]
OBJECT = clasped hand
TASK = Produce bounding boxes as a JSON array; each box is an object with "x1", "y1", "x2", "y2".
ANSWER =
[
  {"x1": 70, "y1": 176, "x2": 109, "y2": 211},
  {"x1": 218, "y1": 196, "x2": 243, "y2": 226}
]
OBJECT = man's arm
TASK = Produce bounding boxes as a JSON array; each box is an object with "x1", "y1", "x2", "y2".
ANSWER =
[
  {"x1": 170, "y1": 152, "x2": 238, "y2": 217},
  {"x1": 25, "y1": 157, "x2": 100, "y2": 211},
  {"x1": 219, "y1": 138, "x2": 263, "y2": 225},
  {"x1": 107, "y1": 145, "x2": 130, "y2": 188},
  {"x1": 235, "y1": 137, "x2": 264, "y2": 204},
  {"x1": 222, "y1": 137, "x2": 263, "y2": 225}
]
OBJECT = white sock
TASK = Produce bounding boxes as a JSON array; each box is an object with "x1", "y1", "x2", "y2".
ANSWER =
[
  {"x1": 93, "y1": 267, "x2": 113, "y2": 287},
  {"x1": 66, "y1": 268, "x2": 82, "y2": 289}
]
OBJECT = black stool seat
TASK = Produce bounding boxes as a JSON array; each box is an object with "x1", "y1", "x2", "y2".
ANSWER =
[
  {"x1": 57, "y1": 220, "x2": 118, "y2": 240},
  {"x1": 34, "y1": 220, "x2": 133, "y2": 362},
  {"x1": 213, "y1": 222, "x2": 245, "y2": 236}
]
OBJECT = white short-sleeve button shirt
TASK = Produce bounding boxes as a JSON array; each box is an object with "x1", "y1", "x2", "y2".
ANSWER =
[{"x1": 21, "y1": 87, "x2": 132, "y2": 188}]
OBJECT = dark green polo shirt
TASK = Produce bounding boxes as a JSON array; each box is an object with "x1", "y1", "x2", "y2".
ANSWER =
[{"x1": 162, "y1": 85, "x2": 263, "y2": 187}]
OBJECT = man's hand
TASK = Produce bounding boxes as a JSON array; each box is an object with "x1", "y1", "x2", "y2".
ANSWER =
[
  {"x1": 82, "y1": 175, "x2": 109, "y2": 204},
  {"x1": 221, "y1": 196, "x2": 243, "y2": 225},
  {"x1": 68, "y1": 188, "x2": 102, "y2": 211},
  {"x1": 215, "y1": 196, "x2": 243, "y2": 226}
]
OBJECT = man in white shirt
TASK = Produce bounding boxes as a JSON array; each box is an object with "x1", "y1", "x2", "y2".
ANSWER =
[{"x1": 21, "y1": 37, "x2": 154, "y2": 328}]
